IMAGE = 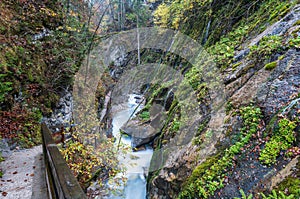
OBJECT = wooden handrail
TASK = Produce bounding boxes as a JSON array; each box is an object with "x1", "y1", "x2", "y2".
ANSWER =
[{"x1": 41, "y1": 123, "x2": 87, "y2": 199}]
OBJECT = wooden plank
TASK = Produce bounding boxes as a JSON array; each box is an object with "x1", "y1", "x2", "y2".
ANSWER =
[
  {"x1": 41, "y1": 123, "x2": 87, "y2": 199},
  {"x1": 42, "y1": 123, "x2": 58, "y2": 199}
]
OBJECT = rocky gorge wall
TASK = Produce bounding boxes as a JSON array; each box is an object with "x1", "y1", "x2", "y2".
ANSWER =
[
  {"x1": 51, "y1": 1, "x2": 300, "y2": 198},
  {"x1": 145, "y1": 2, "x2": 300, "y2": 199}
]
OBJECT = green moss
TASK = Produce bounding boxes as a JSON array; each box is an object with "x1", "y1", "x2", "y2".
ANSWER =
[
  {"x1": 193, "y1": 118, "x2": 210, "y2": 145},
  {"x1": 293, "y1": 20, "x2": 300, "y2": 26},
  {"x1": 269, "y1": 3, "x2": 291, "y2": 21},
  {"x1": 232, "y1": 62, "x2": 242, "y2": 71},
  {"x1": 264, "y1": 61, "x2": 277, "y2": 70},
  {"x1": 276, "y1": 176, "x2": 300, "y2": 197},
  {"x1": 226, "y1": 101, "x2": 234, "y2": 114},
  {"x1": 161, "y1": 140, "x2": 168, "y2": 144},
  {"x1": 0, "y1": 151, "x2": 3, "y2": 177},
  {"x1": 240, "y1": 64, "x2": 255, "y2": 76},
  {"x1": 179, "y1": 106, "x2": 262, "y2": 198},
  {"x1": 279, "y1": 55, "x2": 285, "y2": 60},
  {"x1": 190, "y1": 153, "x2": 221, "y2": 181}
]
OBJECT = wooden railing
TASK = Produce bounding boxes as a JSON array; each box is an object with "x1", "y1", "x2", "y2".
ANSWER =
[{"x1": 41, "y1": 123, "x2": 87, "y2": 199}]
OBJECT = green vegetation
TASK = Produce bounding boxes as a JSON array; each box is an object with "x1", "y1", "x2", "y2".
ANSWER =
[
  {"x1": 226, "y1": 101, "x2": 234, "y2": 114},
  {"x1": 261, "y1": 190, "x2": 296, "y2": 199},
  {"x1": 153, "y1": 0, "x2": 296, "y2": 72},
  {"x1": 153, "y1": 0, "x2": 295, "y2": 46},
  {"x1": 171, "y1": 118, "x2": 181, "y2": 132},
  {"x1": 249, "y1": 35, "x2": 283, "y2": 62},
  {"x1": 209, "y1": 25, "x2": 249, "y2": 68},
  {"x1": 140, "y1": 111, "x2": 150, "y2": 121},
  {"x1": 259, "y1": 118, "x2": 296, "y2": 166},
  {"x1": 208, "y1": 0, "x2": 294, "y2": 69},
  {"x1": 150, "y1": 0, "x2": 299, "y2": 198},
  {"x1": 0, "y1": 74, "x2": 13, "y2": 103},
  {"x1": 0, "y1": 0, "x2": 91, "y2": 147},
  {"x1": 293, "y1": 20, "x2": 300, "y2": 26},
  {"x1": 234, "y1": 189, "x2": 297, "y2": 199},
  {"x1": 288, "y1": 37, "x2": 300, "y2": 49},
  {"x1": 179, "y1": 106, "x2": 262, "y2": 198},
  {"x1": 0, "y1": 1, "x2": 126, "y2": 193},
  {"x1": 264, "y1": 61, "x2": 278, "y2": 70},
  {"x1": 0, "y1": 151, "x2": 3, "y2": 177},
  {"x1": 276, "y1": 176, "x2": 300, "y2": 197},
  {"x1": 234, "y1": 189, "x2": 253, "y2": 199}
]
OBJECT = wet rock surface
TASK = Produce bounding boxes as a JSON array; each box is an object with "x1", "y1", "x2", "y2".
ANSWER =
[
  {"x1": 42, "y1": 91, "x2": 73, "y2": 131},
  {"x1": 147, "y1": 4, "x2": 300, "y2": 199},
  {"x1": 257, "y1": 49, "x2": 300, "y2": 119},
  {"x1": 121, "y1": 112, "x2": 166, "y2": 148}
]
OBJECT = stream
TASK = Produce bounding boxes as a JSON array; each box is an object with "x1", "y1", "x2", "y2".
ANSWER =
[{"x1": 108, "y1": 94, "x2": 153, "y2": 199}]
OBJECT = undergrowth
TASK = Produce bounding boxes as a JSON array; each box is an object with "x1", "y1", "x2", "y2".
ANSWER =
[{"x1": 259, "y1": 118, "x2": 296, "y2": 166}]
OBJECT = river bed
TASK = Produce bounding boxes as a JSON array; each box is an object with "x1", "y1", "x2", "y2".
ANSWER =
[{"x1": 108, "y1": 94, "x2": 153, "y2": 199}]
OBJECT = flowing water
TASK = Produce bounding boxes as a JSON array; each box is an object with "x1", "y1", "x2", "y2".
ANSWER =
[{"x1": 109, "y1": 94, "x2": 153, "y2": 199}]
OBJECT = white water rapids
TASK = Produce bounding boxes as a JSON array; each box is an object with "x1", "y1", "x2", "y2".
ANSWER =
[{"x1": 108, "y1": 94, "x2": 153, "y2": 199}]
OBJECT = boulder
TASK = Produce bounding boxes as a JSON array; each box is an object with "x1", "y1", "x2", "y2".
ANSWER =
[{"x1": 121, "y1": 112, "x2": 166, "y2": 148}]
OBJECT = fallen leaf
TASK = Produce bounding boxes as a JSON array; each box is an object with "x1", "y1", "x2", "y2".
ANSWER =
[
  {"x1": 30, "y1": 173, "x2": 34, "y2": 177},
  {"x1": 2, "y1": 192, "x2": 8, "y2": 196},
  {"x1": 12, "y1": 171, "x2": 17, "y2": 174}
]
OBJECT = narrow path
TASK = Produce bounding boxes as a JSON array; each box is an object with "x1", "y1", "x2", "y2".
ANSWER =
[{"x1": 0, "y1": 145, "x2": 47, "y2": 199}]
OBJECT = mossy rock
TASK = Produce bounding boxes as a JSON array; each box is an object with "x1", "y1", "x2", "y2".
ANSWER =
[
  {"x1": 293, "y1": 19, "x2": 300, "y2": 26},
  {"x1": 276, "y1": 176, "x2": 300, "y2": 197},
  {"x1": 232, "y1": 62, "x2": 242, "y2": 71},
  {"x1": 264, "y1": 61, "x2": 277, "y2": 70},
  {"x1": 278, "y1": 55, "x2": 285, "y2": 60}
]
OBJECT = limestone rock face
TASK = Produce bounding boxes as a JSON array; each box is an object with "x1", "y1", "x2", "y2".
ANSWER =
[
  {"x1": 257, "y1": 49, "x2": 300, "y2": 118},
  {"x1": 147, "y1": 4, "x2": 300, "y2": 198},
  {"x1": 43, "y1": 92, "x2": 73, "y2": 129}
]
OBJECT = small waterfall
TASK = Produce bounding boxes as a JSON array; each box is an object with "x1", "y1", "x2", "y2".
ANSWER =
[
  {"x1": 282, "y1": 98, "x2": 300, "y2": 114},
  {"x1": 203, "y1": 19, "x2": 211, "y2": 44},
  {"x1": 163, "y1": 89, "x2": 173, "y2": 111}
]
